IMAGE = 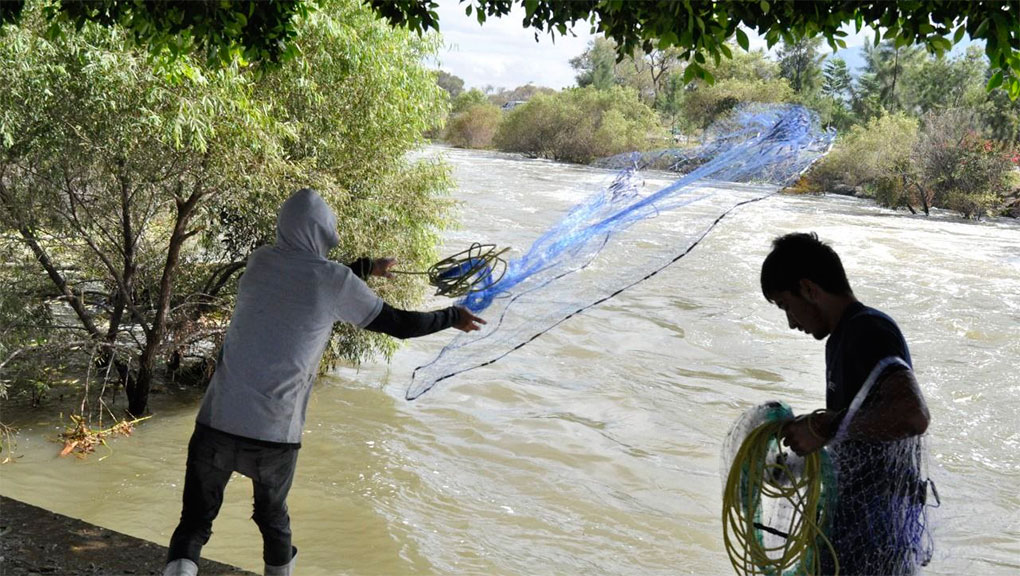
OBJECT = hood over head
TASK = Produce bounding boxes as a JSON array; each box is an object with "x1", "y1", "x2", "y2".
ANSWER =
[{"x1": 275, "y1": 188, "x2": 341, "y2": 257}]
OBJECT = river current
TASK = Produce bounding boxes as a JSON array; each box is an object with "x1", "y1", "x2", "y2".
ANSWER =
[{"x1": 2, "y1": 146, "x2": 1018, "y2": 575}]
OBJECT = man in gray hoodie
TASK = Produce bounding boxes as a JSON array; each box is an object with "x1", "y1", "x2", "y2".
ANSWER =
[{"x1": 164, "y1": 188, "x2": 484, "y2": 576}]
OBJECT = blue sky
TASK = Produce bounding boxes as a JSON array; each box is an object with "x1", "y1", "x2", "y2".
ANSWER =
[{"x1": 429, "y1": 1, "x2": 978, "y2": 91}]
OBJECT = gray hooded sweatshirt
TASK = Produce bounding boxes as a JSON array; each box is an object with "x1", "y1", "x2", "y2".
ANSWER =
[{"x1": 196, "y1": 189, "x2": 383, "y2": 444}]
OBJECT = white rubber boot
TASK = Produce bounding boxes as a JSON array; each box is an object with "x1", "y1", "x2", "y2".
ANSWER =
[
  {"x1": 163, "y1": 558, "x2": 199, "y2": 576},
  {"x1": 264, "y1": 547, "x2": 297, "y2": 576}
]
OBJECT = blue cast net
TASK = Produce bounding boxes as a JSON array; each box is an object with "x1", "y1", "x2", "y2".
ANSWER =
[{"x1": 408, "y1": 103, "x2": 836, "y2": 401}]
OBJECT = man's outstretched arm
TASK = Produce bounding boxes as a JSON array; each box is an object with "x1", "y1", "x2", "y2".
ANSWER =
[{"x1": 365, "y1": 303, "x2": 485, "y2": 339}]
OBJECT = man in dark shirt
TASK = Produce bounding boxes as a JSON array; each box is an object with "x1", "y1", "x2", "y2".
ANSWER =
[{"x1": 759, "y1": 232, "x2": 931, "y2": 575}]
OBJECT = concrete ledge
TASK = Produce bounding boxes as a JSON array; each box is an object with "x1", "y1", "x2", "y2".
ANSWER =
[{"x1": 0, "y1": 496, "x2": 257, "y2": 576}]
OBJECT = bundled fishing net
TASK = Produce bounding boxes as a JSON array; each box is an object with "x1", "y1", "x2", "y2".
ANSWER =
[
  {"x1": 408, "y1": 103, "x2": 836, "y2": 400},
  {"x1": 721, "y1": 358, "x2": 939, "y2": 576},
  {"x1": 721, "y1": 401, "x2": 837, "y2": 576}
]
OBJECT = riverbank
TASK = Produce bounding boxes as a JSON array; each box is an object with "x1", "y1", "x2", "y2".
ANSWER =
[{"x1": 0, "y1": 496, "x2": 255, "y2": 576}]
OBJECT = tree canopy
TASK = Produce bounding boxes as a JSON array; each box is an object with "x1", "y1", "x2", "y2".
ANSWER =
[
  {"x1": 1, "y1": 0, "x2": 453, "y2": 415},
  {"x1": 4, "y1": 1, "x2": 1015, "y2": 99}
]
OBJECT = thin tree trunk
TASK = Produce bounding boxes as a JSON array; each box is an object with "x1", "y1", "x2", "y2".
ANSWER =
[
  {"x1": 890, "y1": 47, "x2": 900, "y2": 109},
  {"x1": 18, "y1": 226, "x2": 102, "y2": 339},
  {"x1": 104, "y1": 169, "x2": 137, "y2": 356},
  {"x1": 913, "y1": 182, "x2": 931, "y2": 216},
  {"x1": 127, "y1": 184, "x2": 203, "y2": 416}
]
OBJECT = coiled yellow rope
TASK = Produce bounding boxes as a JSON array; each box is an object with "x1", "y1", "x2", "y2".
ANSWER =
[{"x1": 722, "y1": 418, "x2": 838, "y2": 576}]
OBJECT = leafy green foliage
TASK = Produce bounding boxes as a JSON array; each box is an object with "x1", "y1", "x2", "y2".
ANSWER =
[
  {"x1": 371, "y1": 1, "x2": 1020, "y2": 100},
  {"x1": 571, "y1": 36, "x2": 618, "y2": 91},
  {"x1": 808, "y1": 108, "x2": 1018, "y2": 218},
  {"x1": 909, "y1": 46, "x2": 988, "y2": 113},
  {"x1": 822, "y1": 57, "x2": 853, "y2": 101},
  {"x1": 451, "y1": 88, "x2": 490, "y2": 114},
  {"x1": 5, "y1": 2, "x2": 1015, "y2": 99},
  {"x1": 808, "y1": 113, "x2": 919, "y2": 205},
  {"x1": 494, "y1": 85, "x2": 663, "y2": 164},
  {"x1": 860, "y1": 41, "x2": 927, "y2": 111},
  {"x1": 708, "y1": 46, "x2": 781, "y2": 82},
  {"x1": 0, "y1": 235, "x2": 51, "y2": 399},
  {"x1": 486, "y1": 84, "x2": 556, "y2": 108},
  {"x1": 1, "y1": 0, "x2": 311, "y2": 68},
  {"x1": 436, "y1": 69, "x2": 465, "y2": 99},
  {"x1": 570, "y1": 37, "x2": 684, "y2": 107},
  {"x1": 777, "y1": 37, "x2": 824, "y2": 95},
  {"x1": 914, "y1": 109, "x2": 1018, "y2": 218},
  {"x1": 682, "y1": 78, "x2": 794, "y2": 130},
  {"x1": 445, "y1": 103, "x2": 503, "y2": 149},
  {"x1": 1, "y1": 0, "x2": 453, "y2": 413}
]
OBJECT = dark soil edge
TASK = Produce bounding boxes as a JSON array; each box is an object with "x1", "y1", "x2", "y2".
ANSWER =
[{"x1": 0, "y1": 496, "x2": 256, "y2": 576}]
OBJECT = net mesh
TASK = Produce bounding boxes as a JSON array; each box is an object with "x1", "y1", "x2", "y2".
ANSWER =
[
  {"x1": 408, "y1": 103, "x2": 836, "y2": 400},
  {"x1": 721, "y1": 362, "x2": 938, "y2": 575},
  {"x1": 821, "y1": 357, "x2": 938, "y2": 575},
  {"x1": 721, "y1": 402, "x2": 837, "y2": 576}
]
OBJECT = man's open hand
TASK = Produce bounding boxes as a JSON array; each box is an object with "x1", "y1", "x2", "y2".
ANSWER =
[
  {"x1": 371, "y1": 258, "x2": 396, "y2": 279},
  {"x1": 453, "y1": 306, "x2": 486, "y2": 332}
]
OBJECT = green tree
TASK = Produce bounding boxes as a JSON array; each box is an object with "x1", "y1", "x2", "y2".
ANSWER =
[
  {"x1": 682, "y1": 78, "x2": 794, "y2": 130},
  {"x1": 814, "y1": 57, "x2": 856, "y2": 132},
  {"x1": 488, "y1": 83, "x2": 556, "y2": 108},
  {"x1": 0, "y1": 0, "x2": 312, "y2": 67},
  {"x1": 807, "y1": 113, "x2": 920, "y2": 209},
  {"x1": 437, "y1": 69, "x2": 465, "y2": 99},
  {"x1": 6, "y1": 2, "x2": 1016, "y2": 99},
  {"x1": 632, "y1": 44, "x2": 685, "y2": 106},
  {"x1": 709, "y1": 46, "x2": 780, "y2": 82},
  {"x1": 778, "y1": 37, "x2": 824, "y2": 95},
  {"x1": 851, "y1": 71, "x2": 885, "y2": 123},
  {"x1": 494, "y1": 86, "x2": 663, "y2": 164},
  {"x1": 911, "y1": 46, "x2": 987, "y2": 113},
  {"x1": 451, "y1": 88, "x2": 490, "y2": 114},
  {"x1": 978, "y1": 75, "x2": 1020, "y2": 143},
  {"x1": 372, "y1": 1, "x2": 1020, "y2": 100},
  {"x1": 657, "y1": 72, "x2": 688, "y2": 137},
  {"x1": 0, "y1": 234, "x2": 52, "y2": 401},
  {"x1": 822, "y1": 57, "x2": 853, "y2": 101},
  {"x1": 571, "y1": 36, "x2": 685, "y2": 107},
  {"x1": 913, "y1": 109, "x2": 1017, "y2": 217},
  {"x1": 571, "y1": 36, "x2": 618, "y2": 91},
  {"x1": 1, "y1": 0, "x2": 452, "y2": 416},
  {"x1": 862, "y1": 40, "x2": 926, "y2": 111},
  {"x1": 444, "y1": 103, "x2": 502, "y2": 149}
]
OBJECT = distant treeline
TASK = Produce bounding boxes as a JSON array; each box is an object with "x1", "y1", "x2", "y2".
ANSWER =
[{"x1": 437, "y1": 37, "x2": 1020, "y2": 220}]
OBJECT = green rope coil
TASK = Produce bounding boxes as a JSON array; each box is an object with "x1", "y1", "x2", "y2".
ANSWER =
[{"x1": 722, "y1": 415, "x2": 838, "y2": 576}]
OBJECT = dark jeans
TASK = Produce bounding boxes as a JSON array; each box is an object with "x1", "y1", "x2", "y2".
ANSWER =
[{"x1": 168, "y1": 424, "x2": 299, "y2": 566}]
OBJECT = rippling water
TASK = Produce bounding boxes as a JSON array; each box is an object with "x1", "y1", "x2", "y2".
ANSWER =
[{"x1": 2, "y1": 146, "x2": 1018, "y2": 575}]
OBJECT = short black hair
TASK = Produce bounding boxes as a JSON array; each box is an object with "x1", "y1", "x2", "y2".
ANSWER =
[{"x1": 760, "y1": 232, "x2": 853, "y2": 302}]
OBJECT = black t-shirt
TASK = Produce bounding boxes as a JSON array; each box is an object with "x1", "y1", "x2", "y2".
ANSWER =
[
  {"x1": 821, "y1": 303, "x2": 926, "y2": 573},
  {"x1": 825, "y1": 302, "x2": 912, "y2": 414}
]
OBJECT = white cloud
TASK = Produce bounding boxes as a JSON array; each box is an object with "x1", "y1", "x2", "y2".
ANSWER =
[{"x1": 430, "y1": 0, "x2": 594, "y2": 90}]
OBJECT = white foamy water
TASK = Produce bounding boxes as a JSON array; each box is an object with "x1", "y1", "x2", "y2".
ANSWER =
[{"x1": 3, "y1": 146, "x2": 1018, "y2": 575}]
